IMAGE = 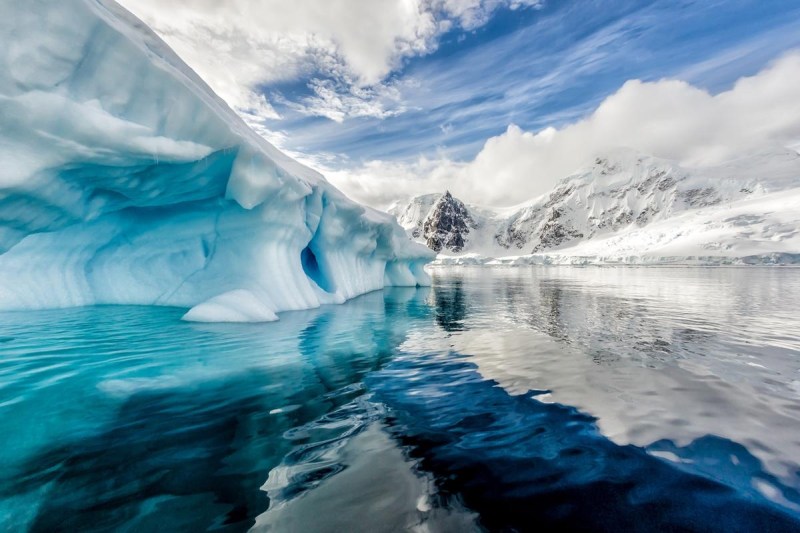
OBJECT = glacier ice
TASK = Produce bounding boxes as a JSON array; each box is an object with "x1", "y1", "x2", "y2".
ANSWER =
[{"x1": 0, "y1": 0, "x2": 433, "y2": 321}]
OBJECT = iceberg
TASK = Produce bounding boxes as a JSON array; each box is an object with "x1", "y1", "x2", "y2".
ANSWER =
[{"x1": 0, "y1": 0, "x2": 433, "y2": 321}]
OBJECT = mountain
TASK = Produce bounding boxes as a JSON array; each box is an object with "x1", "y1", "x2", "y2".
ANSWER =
[
  {"x1": 0, "y1": 0, "x2": 432, "y2": 321},
  {"x1": 389, "y1": 148, "x2": 800, "y2": 264},
  {"x1": 391, "y1": 191, "x2": 477, "y2": 252}
]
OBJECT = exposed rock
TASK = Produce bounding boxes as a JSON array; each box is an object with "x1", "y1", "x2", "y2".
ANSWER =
[
  {"x1": 681, "y1": 187, "x2": 721, "y2": 207},
  {"x1": 422, "y1": 191, "x2": 476, "y2": 252},
  {"x1": 533, "y1": 207, "x2": 584, "y2": 252},
  {"x1": 389, "y1": 148, "x2": 800, "y2": 258}
]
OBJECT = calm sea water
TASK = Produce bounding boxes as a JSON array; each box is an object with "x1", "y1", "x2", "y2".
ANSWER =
[{"x1": 1, "y1": 267, "x2": 800, "y2": 532}]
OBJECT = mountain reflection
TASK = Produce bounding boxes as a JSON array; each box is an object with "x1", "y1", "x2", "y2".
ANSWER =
[
  {"x1": 1, "y1": 267, "x2": 799, "y2": 531},
  {"x1": 431, "y1": 276, "x2": 468, "y2": 332}
]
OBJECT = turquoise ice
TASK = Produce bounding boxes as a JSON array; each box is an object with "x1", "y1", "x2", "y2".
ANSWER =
[{"x1": 0, "y1": 0, "x2": 432, "y2": 321}]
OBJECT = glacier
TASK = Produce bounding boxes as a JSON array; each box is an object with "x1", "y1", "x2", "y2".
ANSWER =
[
  {"x1": 391, "y1": 148, "x2": 800, "y2": 265},
  {"x1": 0, "y1": 0, "x2": 432, "y2": 321}
]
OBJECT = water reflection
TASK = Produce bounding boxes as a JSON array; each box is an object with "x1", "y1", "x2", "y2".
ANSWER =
[
  {"x1": 428, "y1": 267, "x2": 800, "y2": 508},
  {"x1": 0, "y1": 291, "x2": 428, "y2": 531},
  {"x1": 371, "y1": 352, "x2": 800, "y2": 532},
  {"x1": 7, "y1": 373, "x2": 277, "y2": 531},
  {"x1": 0, "y1": 267, "x2": 799, "y2": 531},
  {"x1": 431, "y1": 276, "x2": 468, "y2": 332}
]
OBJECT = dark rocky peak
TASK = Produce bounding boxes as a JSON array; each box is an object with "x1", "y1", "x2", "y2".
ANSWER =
[{"x1": 423, "y1": 191, "x2": 475, "y2": 252}]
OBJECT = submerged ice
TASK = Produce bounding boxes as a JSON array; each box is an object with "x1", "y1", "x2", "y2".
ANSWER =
[{"x1": 0, "y1": 0, "x2": 432, "y2": 321}]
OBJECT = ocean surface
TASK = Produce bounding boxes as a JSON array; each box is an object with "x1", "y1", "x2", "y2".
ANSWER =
[{"x1": 1, "y1": 267, "x2": 800, "y2": 532}]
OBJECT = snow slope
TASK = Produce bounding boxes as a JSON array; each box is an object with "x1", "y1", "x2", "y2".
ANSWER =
[
  {"x1": 0, "y1": 0, "x2": 432, "y2": 321},
  {"x1": 391, "y1": 149, "x2": 800, "y2": 265}
]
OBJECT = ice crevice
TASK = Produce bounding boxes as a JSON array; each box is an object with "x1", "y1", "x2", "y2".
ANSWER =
[{"x1": 0, "y1": 0, "x2": 433, "y2": 322}]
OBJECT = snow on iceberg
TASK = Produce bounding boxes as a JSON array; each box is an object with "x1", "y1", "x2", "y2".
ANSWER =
[{"x1": 0, "y1": 0, "x2": 433, "y2": 321}]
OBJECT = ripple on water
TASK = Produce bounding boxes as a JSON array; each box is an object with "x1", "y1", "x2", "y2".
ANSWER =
[{"x1": 0, "y1": 269, "x2": 799, "y2": 531}]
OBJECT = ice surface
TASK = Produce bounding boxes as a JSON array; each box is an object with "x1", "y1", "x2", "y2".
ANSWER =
[{"x1": 0, "y1": 0, "x2": 432, "y2": 321}]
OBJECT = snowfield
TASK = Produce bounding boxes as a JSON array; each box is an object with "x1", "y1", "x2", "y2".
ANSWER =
[
  {"x1": 0, "y1": 0, "x2": 432, "y2": 321},
  {"x1": 392, "y1": 148, "x2": 800, "y2": 266}
]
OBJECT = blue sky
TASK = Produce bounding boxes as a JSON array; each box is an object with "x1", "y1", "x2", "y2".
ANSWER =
[
  {"x1": 123, "y1": 0, "x2": 800, "y2": 206},
  {"x1": 259, "y1": 0, "x2": 800, "y2": 166}
]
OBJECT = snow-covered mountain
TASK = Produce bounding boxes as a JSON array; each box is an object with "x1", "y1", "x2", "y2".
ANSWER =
[
  {"x1": 392, "y1": 191, "x2": 478, "y2": 252},
  {"x1": 0, "y1": 0, "x2": 432, "y2": 321},
  {"x1": 389, "y1": 148, "x2": 800, "y2": 264}
]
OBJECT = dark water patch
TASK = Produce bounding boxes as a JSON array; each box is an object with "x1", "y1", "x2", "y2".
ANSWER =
[
  {"x1": 370, "y1": 353, "x2": 800, "y2": 532},
  {"x1": 431, "y1": 277, "x2": 468, "y2": 332},
  {"x1": 4, "y1": 373, "x2": 286, "y2": 532},
  {"x1": 647, "y1": 436, "x2": 800, "y2": 509}
]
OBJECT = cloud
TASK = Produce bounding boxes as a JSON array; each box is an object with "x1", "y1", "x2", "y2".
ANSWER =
[
  {"x1": 118, "y1": 0, "x2": 539, "y2": 124},
  {"x1": 433, "y1": 0, "x2": 542, "y2": 30},
  {"x1": 278, "y1": 78, "x2": 407, "y2": 123},
  {"x1": 325, "y1": 52, "x2": 800, "y2": 208}
]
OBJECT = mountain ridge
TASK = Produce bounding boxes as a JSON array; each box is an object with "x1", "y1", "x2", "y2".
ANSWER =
[{"x1": 388, "y1": 148, "x2": 800, "y2": 263}]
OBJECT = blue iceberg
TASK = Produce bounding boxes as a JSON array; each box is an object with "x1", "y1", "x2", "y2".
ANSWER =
[{"x1": 0, "y1": 0, "x2": 433, "y2": 321}]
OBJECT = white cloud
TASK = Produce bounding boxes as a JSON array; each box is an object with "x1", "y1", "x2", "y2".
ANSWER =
[
  {"x1": 118, "y1": 0, "x2": 539, "y2": 123},
  {"x1": 325, "y1": 52, "x2": 800, "y2": 209},
  {"x1": 435, "y1": 0, "x2": 542, "y2": 29},
  {"x1": 279, "y1": 78, "x2": 407, "y2": 123}
]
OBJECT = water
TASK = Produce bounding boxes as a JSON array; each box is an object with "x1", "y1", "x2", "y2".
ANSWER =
[{"x1": 1, "y1": 267, "x2": 800, "y2": 532}]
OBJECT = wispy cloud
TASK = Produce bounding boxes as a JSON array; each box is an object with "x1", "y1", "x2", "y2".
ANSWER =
[
  {"x1": 118, "y1": 0, "x2": 800, "y2": 209},
  {"x1": 326, "y1": 52, "x2": 800, "y2": 208},
  {"x1": 277, "y1": 78, "x2": 407, "y2": 123}
]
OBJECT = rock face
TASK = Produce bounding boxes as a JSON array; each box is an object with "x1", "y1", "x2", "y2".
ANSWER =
[
  {"x1": 493, "y1": 152, "x2": 696, "y2": 253},
  {"x1": 422, "y1": 192, "x2": 476, "y2": 252},
  {"x1": 533, "y1": 207, "x2": 584, "y2": 253},
  {"x1": 390, "y1": 148, "x2": 800, "y2": 261},
  {"x1": 389, "y1": 191, "x2": 479, "y2": 253}
]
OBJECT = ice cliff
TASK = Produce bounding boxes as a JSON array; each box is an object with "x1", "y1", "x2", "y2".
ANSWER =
[{"x1": 0, "y1": 0, "x2": 433, "y2": 321}]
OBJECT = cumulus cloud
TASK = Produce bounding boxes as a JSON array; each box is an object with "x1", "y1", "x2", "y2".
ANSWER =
[
  {"x1": 118, "y1": 0, "x2": 539, "y2": 125},
  {"x1": 325, "y1": 52, "x2": 800, "y2": 208}
]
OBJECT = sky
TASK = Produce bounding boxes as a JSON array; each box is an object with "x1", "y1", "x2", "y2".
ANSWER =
[{"x1": 119, "y1": 0, "x2": 800, "y2": 208}]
